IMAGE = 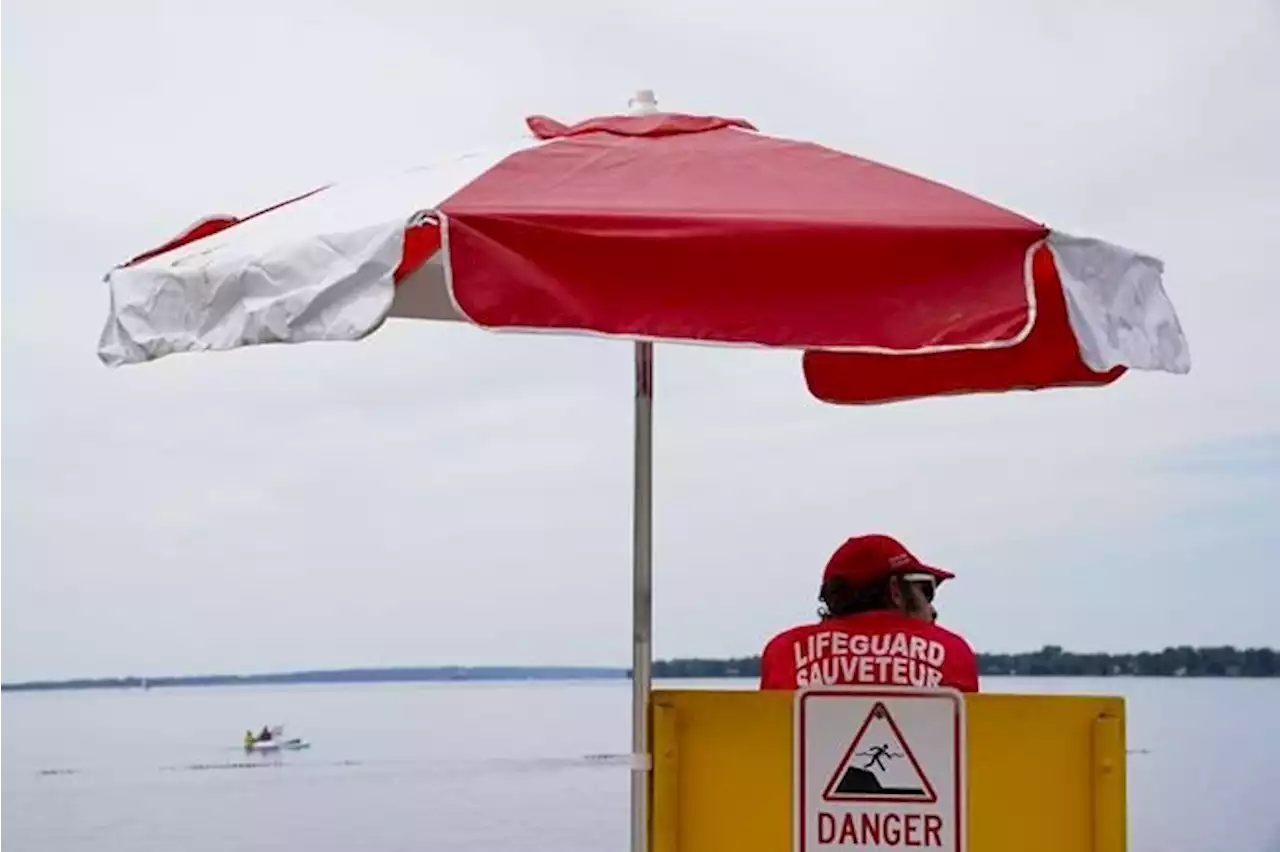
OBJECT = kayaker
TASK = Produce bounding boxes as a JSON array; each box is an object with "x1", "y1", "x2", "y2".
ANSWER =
[
  {"x1": 244, "y1": 730, "x2": 255, "y2": 749},
  {"x1": 758, "y1": 534, "x2": 979, "y2": 692},
  {"x1": 258, "y1": 725, "x2": 273, "y2": 742}
]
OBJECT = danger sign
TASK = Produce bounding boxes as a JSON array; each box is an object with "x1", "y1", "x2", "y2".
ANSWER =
[{"x1": 795, "y1": 687, "x2": 965, "y2": 852}]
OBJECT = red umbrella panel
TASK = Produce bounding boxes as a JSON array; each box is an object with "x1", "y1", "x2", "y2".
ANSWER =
[
  {"x1": 803, "y1": 236, "x2": 1187, "y2": 404},
  {"x1": 95, "y1": 94, "x2": 1190, "y2": 852}
]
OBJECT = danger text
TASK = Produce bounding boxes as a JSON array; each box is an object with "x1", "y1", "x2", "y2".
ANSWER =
[{"x1": 817, "y1": 811, "x2": 944, "y2": 847}]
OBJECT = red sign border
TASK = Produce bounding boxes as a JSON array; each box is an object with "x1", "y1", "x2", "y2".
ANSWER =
[{"x1": 820, "y1": 700, "x2": 939, "y2": 804}]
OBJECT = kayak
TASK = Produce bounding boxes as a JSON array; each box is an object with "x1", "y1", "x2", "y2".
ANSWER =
[
  {"x1": 246, "y1": 738, "x2": 310, "y2": 752},
  {"x1": 243, "y1": 725, "x2": 310, "y2": 751}
]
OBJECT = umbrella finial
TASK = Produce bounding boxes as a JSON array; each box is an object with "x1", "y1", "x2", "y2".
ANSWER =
[{"x1": 629, "y1": 89, "x2": 659, "y2": 116}]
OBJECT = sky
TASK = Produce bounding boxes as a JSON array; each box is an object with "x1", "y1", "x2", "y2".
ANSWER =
[{"x1": 2, "y1": 0, "x2": 1278, "y2": 682}]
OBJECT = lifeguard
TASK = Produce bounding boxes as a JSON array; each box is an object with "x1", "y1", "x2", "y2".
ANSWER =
[{"x1": 759, "y1": 534, "x2": 979, "y2": 692}]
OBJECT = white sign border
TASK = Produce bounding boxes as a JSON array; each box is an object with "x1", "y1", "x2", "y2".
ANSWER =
[{"x1": 794, "y1": 685, "x2": 968, "y2": 852}]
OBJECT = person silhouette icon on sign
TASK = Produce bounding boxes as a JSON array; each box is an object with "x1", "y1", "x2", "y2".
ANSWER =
[{"x1": 856, "y1": 744, "x2": 902, "y2": 772}]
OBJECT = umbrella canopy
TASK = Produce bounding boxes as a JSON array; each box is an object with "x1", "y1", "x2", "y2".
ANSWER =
[
  {"x1": 98, "y1": 98, "x2": 1187, "y2": 378},
  {"x1": 93, "y1": 92, "x2": 1189, "y2": 852}
]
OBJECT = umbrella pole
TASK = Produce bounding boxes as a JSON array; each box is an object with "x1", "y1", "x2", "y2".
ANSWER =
[{"x1": 630, "y1": 340, "x2": 654, "y2": 852}]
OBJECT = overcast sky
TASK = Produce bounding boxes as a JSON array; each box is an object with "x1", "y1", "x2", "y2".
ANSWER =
[{"x1": 2, "y1": 0, "x2": 1277, "y2": 682}]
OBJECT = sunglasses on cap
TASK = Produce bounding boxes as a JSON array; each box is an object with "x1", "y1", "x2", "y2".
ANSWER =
[{"x1": 898, "y1": 572, "x2": 937, "y2": 603}]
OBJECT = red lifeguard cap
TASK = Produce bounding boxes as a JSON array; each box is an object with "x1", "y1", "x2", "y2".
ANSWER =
[{"x1": 822, "y1": 534, "x2": 955, "y2": 588}]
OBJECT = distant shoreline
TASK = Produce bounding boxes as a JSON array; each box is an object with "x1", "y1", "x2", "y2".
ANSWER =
[
  {"x1": 0, "y1": 666, "x2": 626, "y2": 693},
  {"x1": 5, "y1": 645, "x2": 1276, "y2": 692}
]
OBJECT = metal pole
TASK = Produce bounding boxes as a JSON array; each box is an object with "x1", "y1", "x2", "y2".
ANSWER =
[
  {"x1": 626, "y1": 90, "x2": 659, "y2": 852},
  {"x1": 630, "y1": 340, "x2": 654, "y2": 852}
]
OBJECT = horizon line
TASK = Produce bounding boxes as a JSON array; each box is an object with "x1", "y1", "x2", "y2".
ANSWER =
[{"x1": 6, "y1": 643, "x2": 1277, "y2": 690}]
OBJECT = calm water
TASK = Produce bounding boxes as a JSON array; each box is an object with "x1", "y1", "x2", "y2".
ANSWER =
[{"x1": 3, "y1": 677, "x2": 1279, "y2": 852}]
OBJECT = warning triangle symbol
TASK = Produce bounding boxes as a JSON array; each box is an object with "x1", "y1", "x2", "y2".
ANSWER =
[{"x1": 822, "y1": 701, "x2": 938, "y2": 804}]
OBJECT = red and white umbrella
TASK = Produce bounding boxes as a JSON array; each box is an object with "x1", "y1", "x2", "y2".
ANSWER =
[{"x1": 96, "y1": 91, "x2": 1189, "y2": 851}]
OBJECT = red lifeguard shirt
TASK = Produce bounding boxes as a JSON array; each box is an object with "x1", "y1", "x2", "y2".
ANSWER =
[{"x1": 759, "y1": 610, "x2": 979, "y2": 692}]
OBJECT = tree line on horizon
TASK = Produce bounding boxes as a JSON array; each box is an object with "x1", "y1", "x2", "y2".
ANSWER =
[
  {"x1": 651, "y1": 645, "x2": 1279, "y2": 679},
  {"x1": 5, "y1": 645, "x2": 1275, "y2": 691},
  {"x1": 0, "y1": 665, "x2": 622, "y2": 692}
]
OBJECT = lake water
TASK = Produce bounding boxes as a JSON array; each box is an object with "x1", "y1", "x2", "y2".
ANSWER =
[{"x1": 3, "y1": 677, "x2": 1278, "y2": 852}]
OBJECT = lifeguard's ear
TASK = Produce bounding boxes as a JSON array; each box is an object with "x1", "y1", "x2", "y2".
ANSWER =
[{"x1": 887, "y1": 576, "x2": 905, "y2": 609}]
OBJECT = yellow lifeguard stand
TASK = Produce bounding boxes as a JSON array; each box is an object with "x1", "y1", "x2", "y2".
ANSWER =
[{"x1": 649, "y1": 688, "x2": 1125, "y2": 852}]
